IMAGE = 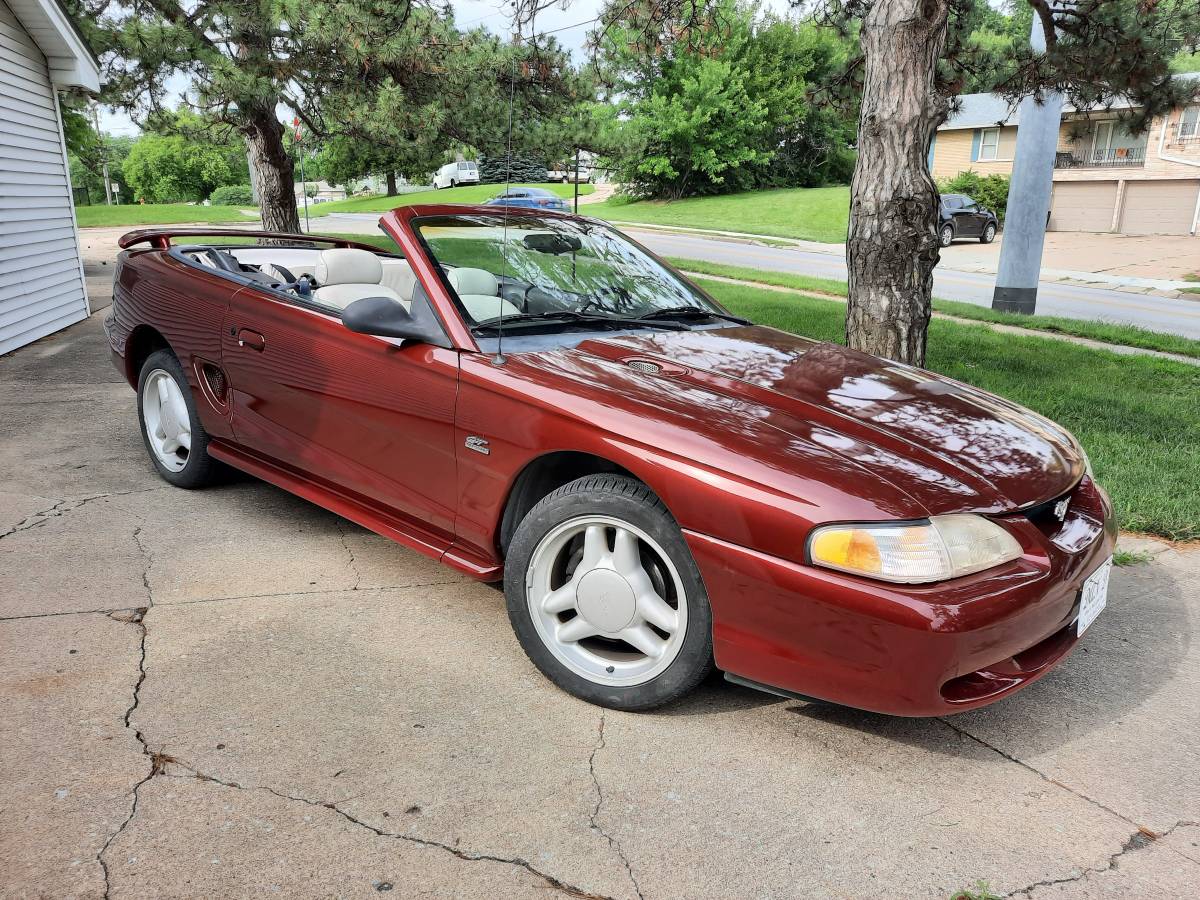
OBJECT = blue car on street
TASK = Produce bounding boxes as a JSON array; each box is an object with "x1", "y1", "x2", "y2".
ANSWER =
[{"x1": 484, "y1": 187, "x2": 570, "y2": 212}]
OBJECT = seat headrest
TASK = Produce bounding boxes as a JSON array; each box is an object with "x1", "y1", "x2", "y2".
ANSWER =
[
  {"x1": 316, "y1": 248, "x2": 383, "y2": 286},
  {"x1": 447, "y1": 267, "x2": 499, "y2": 297}
]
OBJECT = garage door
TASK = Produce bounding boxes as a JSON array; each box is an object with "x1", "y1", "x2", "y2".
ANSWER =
[
  {"x1": 0, "y1": 0, "x2": 89, "y2": 355},
  {"x1": 1119, "y1": 179, "x2": 1200, "y2": 236},
  {"x1": 1049, "y1": 182, "x2": 1118, "y2": 232}
]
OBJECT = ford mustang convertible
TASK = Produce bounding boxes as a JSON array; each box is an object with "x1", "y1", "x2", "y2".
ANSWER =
[{"x1": 105, "y1": 206, "x2": 1115, "y2": 713}]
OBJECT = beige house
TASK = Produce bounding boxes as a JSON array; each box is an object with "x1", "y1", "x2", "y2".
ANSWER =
[{"x1": 930, "y1": 79, "x2": 1200, "y2": 236}]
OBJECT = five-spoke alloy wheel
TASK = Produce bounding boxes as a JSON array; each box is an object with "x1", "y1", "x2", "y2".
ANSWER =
[
  {"x1": 527, "y1": 515, "x2": 688, "y2": 686},
  {"x1": 505, "y1": 474, "x2": 713, "y2": 710}
]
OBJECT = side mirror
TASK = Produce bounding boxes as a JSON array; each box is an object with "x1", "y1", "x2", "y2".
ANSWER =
[{"x1": 341, "y1": 296, "x2": 449, "y2": 347}]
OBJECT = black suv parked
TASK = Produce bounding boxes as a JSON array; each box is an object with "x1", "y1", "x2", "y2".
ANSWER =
[{"x1": 939, "y1": 194, "x2": 999, "y2": 246}]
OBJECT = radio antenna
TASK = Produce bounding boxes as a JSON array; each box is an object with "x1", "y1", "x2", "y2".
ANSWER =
[{"x1": 494, "y1": 11, "x2": 521, "y2": 367}]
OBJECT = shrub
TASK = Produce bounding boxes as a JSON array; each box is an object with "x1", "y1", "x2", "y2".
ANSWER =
[
  {"x1": 939, "y1": 171, "x2": 1010, "y2": 224},
  {"x1": 208, "y1": 184, "x2": 256, "y2": 206}
]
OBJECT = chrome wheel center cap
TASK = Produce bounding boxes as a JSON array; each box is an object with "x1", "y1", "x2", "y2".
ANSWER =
[{"x1": 575, "y1": 569, "x2": 637, "y2": 633}]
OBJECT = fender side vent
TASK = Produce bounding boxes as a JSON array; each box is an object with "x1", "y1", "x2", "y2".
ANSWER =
[
  {"x1": 626, "y1": 359, "x2": 662, "y2": 375},
  {"x1": 202, "y1": 363, "x2": 228, "y2": 402}
]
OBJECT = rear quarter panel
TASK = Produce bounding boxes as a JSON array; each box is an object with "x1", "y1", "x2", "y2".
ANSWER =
[{"x1": 110, "y1": 249, "x2": 236, "y2": 440}]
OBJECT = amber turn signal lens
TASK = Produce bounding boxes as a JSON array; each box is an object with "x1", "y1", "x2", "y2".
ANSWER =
[{"x1": 807, "y1": 515, "x2": 1022, "y2": 584}]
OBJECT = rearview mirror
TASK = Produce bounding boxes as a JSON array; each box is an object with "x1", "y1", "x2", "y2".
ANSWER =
[
  {"x1": 341, "y1": 295, "x2": 449, "y2": 347},
  {"x1": 523, "y1": 232, "x2": 582, "y2": 255}
]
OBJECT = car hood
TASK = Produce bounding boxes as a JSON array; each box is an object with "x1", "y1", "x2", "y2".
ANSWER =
[{"x1": 501, "y1": 325, "x2": 1084, "y2": 517}]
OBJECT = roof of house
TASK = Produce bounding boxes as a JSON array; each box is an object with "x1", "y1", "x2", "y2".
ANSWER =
[
  {"x1": 5, "y1": 0, "x2": 100, "y2": 91},
  {"x1": 939, "y1": 72, "x2": 1200, "y2": 132}
]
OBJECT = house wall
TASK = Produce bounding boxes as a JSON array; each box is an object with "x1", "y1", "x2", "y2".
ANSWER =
[
  {"x1": 930, "y1": 127, "x2": 1018, "y2": 180},
  {"x1": 0, "y1": 0, "x2": 91, "y2": 355},
  {"x1": 1054, "y1": 113, "x2": 1200, "y2": 183}
]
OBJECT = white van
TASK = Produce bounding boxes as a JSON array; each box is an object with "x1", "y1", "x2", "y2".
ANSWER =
[{"x1": 432, "y1": 160, "x2": 480, "y2": 189}]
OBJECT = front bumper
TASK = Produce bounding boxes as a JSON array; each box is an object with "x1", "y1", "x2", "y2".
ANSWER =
[{"x1": 685, "y1": 477, "x2": 1116, "y2": 716}]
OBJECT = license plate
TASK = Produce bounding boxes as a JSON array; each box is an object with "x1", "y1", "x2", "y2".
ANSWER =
[{"x1": 1076, "y1": 556, "x2": 1112, "y2": 636}]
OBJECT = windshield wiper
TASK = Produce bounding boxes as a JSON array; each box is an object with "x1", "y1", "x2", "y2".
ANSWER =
[
  {"x1": 635, "y1": 306, "x2": 750, "y2": 325},
  {"x1": 472, "y1": 310, "x2": 686, "y2": 333}
]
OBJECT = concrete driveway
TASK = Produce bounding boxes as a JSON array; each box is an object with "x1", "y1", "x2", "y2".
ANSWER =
[{"x1": 2, "y1": 312, "x2": 1198, "y2": 899}]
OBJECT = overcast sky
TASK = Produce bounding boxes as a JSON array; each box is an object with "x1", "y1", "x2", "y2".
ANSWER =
[{"x1": 96, "y1": 0, "x2": 797, "y2": 136}]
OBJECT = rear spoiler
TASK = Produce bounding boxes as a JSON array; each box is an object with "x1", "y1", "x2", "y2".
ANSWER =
[{"x1": 117, "y1": 227, "x2": 388, "y2": 253}]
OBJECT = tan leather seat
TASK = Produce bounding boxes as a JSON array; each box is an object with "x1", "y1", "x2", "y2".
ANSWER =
[
  {"x1": 446, "y1": 267, "x2": 520, "y2": 321},
  {"x1": 313, "y1": 249, "x2": 409, "y2": 311}
]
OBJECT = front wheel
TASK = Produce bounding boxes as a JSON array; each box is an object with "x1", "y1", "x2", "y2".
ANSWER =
[
  {"x1": 504, "y1": 475, "x2": 714, "y2": 711},
  {"x1": 980, "y1": 222, "x2": 997, "y2": 244},
  {"x1": 939, "y1": 224, "x2": 955, "y2": 248}
]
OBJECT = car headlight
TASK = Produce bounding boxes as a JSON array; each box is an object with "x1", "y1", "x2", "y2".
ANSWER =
[{"x1": 807, "y1": 514, "x2": 1023, "y2": 584}]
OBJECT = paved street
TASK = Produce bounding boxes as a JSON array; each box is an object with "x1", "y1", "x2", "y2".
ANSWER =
[
  {"x1": 2, "y1": 302, "x2": 1198, "y2": 898},
  {"x1": 620, "y1": 229, "x2": 1200, "y2": 341}
]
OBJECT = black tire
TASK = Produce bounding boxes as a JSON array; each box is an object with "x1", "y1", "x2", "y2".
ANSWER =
[
  {"x1": 939, "y1": 224, "x2": 955, "y2": 248},
  {"x1": 136, "y1": 348, "x2": 222, "y2": 489},
  {"x1": 504, "y1": 474, "x2": 714, "y2": 711},
  {"x1": 980, "y1": 222, "x2": 997, "y2": 244},
  {"x1": 450, "y1": 179, "x2": 457, "y2": 188}
]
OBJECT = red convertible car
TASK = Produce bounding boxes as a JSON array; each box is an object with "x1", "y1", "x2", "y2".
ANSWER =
[{"x1": 105, "y1": 205, "x2": 1115, "y2": 714}]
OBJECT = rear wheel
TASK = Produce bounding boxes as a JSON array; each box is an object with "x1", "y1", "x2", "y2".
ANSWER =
[
  {"x1": 137, "y1": 349, "x2": 221, "y2": 489},
  {"x1": 939, "y1": 224, "x2": 955, "y2": 247},
  {"x1": 980, "y1": 222, "x2": 997, "y2": 244},
  {"x1": 504, "y1": 475, "x2": 714, "y2": 710}
]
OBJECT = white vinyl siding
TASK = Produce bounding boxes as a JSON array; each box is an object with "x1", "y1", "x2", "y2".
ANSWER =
[{"x1": 0, "y1": 0, "x2": 88, "y2": 355}]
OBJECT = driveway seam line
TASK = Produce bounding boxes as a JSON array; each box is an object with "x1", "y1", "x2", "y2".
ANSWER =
[
  {"x1": 588, "y1": 714, "x2": 645, "y2": 900},
  {"x1": 937, "y1": 717, "x2": 1138, "y2": 827}
]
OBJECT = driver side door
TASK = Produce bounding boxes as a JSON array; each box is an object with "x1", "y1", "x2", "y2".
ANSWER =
[{"x1": 220, "y1": 283, "x2": 461, "y2": 548}]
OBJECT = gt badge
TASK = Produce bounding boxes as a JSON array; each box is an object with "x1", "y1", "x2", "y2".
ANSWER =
[{"x1": 465, "y1": 436, "x2": 490, "y2": 455}]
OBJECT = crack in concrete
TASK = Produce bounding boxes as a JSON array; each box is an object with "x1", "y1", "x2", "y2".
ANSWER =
[
  {"x1": 1003, "y1": 820, "x2": 1200, "y2": 898},
  {"x1": 147, "y1": 764, "x2": 617, "y2": 900},
  {"x1": 938, "y1": 717, "x2": 1139, "y2": 828},
  {"x1": 95, "y1": 517, "x2": 159, "y2": 900},
  {"x1": 587, "y1": 715, "x2": 645, "y2": 900},
  {"x1": 0, "y1": 487, "x2": 169, "y2": 543},
  {"x1": 334, "y1": 519, "x2": 363, "y2": 590}
]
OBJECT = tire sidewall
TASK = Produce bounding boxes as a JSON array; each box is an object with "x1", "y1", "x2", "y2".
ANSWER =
[
  {"x1": 136, "y1": 349, "x2": 212, "y2": 488},
  {"x1": 940, "y1": 224, "x2": 954, "y2": 247},
  {"x1": 982, "y1": 223, "x2": 996, "y2": 243},
  {"x1": 504, "y1": 476, "x2": 713, "y2": 711}
]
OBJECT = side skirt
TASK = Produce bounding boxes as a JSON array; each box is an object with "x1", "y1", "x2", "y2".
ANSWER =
[{"x1": 207, "y1": 440, "x2": 502, "y2": 581}]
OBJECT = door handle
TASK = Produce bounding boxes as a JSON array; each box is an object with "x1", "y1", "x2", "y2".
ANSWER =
[{"x1": 237, "y1": 328, "x2": 266, "y2": 351}]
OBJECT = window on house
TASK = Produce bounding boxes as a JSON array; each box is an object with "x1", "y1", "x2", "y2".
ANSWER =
[
  {"x1": 978, "y1": 128, "x2": 1000, "y2": 161},
  {"x1": 1181, "y1": 106, "x2": 1200, "y2": 139}
]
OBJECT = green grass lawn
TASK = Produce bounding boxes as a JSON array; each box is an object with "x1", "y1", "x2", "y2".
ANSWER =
[
  {"x1": 670, "y1": 257, "x2": 1200, "y2": 360},
  {"x1": 587, "y1": 186, "x2": 850, "y2": 243},
  {"x1": 312, "y1": 182, "x2": 595, "y2": 215},
  {"x1": 708, "y1": 281, "x2": 1200, "y2": 541},
  {"x1": 75, "y1": 203, "x2": 257, "y2": 228}
]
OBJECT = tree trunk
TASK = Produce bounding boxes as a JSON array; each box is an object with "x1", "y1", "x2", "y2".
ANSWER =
[
  {"x1": 386, "y1": 171, "x2": 398, "y2": 196},
  {"x1": 242, "y1": 103, "x2": 300, "y2": 234},
  {"x1": 845, "y1": 0, "x2": 950, "y2": 366}
]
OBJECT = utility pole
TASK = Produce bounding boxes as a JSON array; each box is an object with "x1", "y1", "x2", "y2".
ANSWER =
[
  {"x1": 90, "y1": 102, "x2": 113, "y2": 205},
  {"x1": 573, "y1": 147, "x2": 580, "y2": 214},
  {"x1": 991, "y1": 11, "x2": 1065, "y2": 314}
]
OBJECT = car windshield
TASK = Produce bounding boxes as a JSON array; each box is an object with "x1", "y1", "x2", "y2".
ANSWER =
[{"x1": 415, "y1": 213, "x2": 726, "y2": 331}]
